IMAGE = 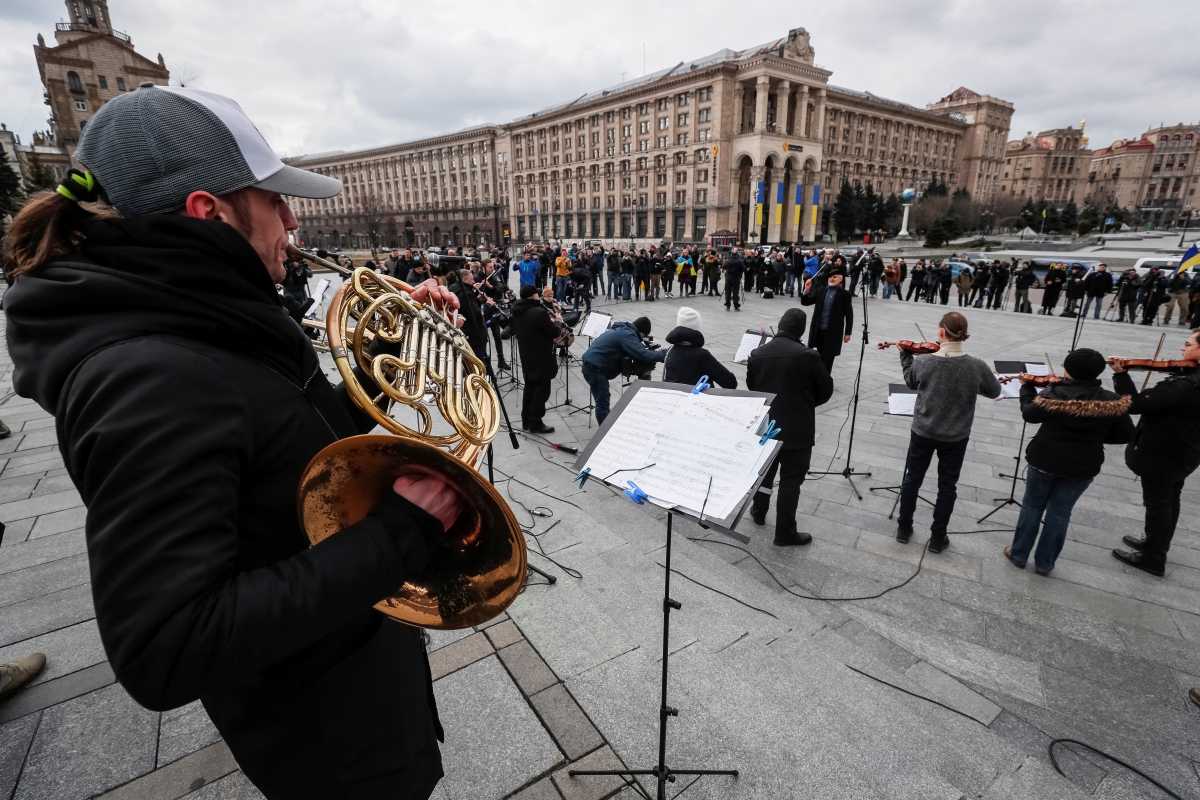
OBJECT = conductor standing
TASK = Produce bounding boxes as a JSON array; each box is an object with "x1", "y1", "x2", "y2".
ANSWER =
[{"x1": 801, "y1": 265, "x2": 854, "y2": 374}]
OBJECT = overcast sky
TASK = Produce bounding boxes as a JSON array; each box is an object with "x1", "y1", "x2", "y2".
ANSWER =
[{"x1": 2, "y1": 0, "x2": 1196, "y2": 159}]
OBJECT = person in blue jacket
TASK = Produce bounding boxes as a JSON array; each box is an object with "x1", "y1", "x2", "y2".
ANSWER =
[
  {"x1": 514, "y1": 251, "x2": 540, "y2": 288},
  {"x1": 580, "y1": 316, "x2": 666, "y2": 423}
]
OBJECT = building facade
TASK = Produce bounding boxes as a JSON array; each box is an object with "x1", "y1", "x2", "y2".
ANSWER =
[
  {"x1": 288, "y1": 28, "x2": 1014, "y2": 248},
  {"x1": 1000, "y1": 125, "x2": 1090, "y2": 204},
  {"x1": 1078, "y1": 124, "x2": 1199, "y2": 227},
  {"x1": 34, "y1": 0, "x2": 170, "y2": 151}
]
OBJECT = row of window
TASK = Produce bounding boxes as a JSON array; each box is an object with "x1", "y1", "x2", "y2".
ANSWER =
[
  {"x1": 516, "y1": 189, "x2": 709, "y2": 213},
  {"x1": 65, "y1": 71, "x2": 127, "y2": 94},
  {"x1": 517, "y1": 209, "x2": 709, "y2": 241}
]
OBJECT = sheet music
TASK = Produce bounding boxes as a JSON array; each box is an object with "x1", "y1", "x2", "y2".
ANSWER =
[
  {"x1": 1023, "y1": 362, "x2": 1050, "y2": 376},
  {"x1": 996, "y1": 362, "x2": 1049, "y2": 399},
  {"x1": 305, "y1": 278, "x2": 332, "y2": 319},
  {"x1": 580, "y1": 312, "x2": 612, "y2": 339},
  {"x1": 582, "y1": 387, "x2": 777, "y2": 520},
  {"x1": 734, "y1": 331, "x2": 770, "y2": 364},
  {"x1": 887, "y1": 392, "x2": 917, "y2": 416}
]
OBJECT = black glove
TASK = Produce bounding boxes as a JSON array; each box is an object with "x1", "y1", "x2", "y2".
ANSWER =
[{"x1": 364, "y1": 489, "x2": 448, "y2": 581}]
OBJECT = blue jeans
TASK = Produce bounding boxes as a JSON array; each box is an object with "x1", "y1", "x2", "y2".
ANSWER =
[
  {"x1": 1080, "y1": 295, "x2": 1103, "y2": 319},
  {"x1": 554, "y1": 276, "x2": 570, "y2": 301},
  {"x1": 882, "y1": 282, "x2": 894, "y2": 299},
  {"x1": 581, "y1": 362, "x2": 610, "y2": 423},
  {"x1": 620, "y1": 274, "x2": 632, "y2": 301},
  {"x1": 1009, "y1": 465, "x2": 1091, "y2": 571}
]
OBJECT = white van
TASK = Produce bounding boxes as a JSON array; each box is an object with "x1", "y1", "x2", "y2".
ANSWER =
[{"x1": 1130, "y1": 256, "x2": 1181, "y2": 278}]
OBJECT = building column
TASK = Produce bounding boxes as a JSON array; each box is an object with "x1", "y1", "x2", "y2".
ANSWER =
[
  {"x1": 733, "y1": 85, "x2": 745, "y2": 134},
  {"x1": 767, "y1": 174, "x2": 785, "y2": 243},
  {"x1": 797, "y1": 86, "x2": 810, "y2": 138},
  {"x1": 754, "y1": 76, "x2": 770, "y2": 133},
  {"x1": 814, "y1": 88, "x2": 828, "y2": 141},
  {"x1": 776, "y1": 81, "x2": 791, "y2": 136},
  {"x1": 788, "y1": 174, "x2": 804, "y2": 243}
]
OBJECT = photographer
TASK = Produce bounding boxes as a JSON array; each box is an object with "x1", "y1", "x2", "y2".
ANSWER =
[
  {"x1": 509, "y1": 285, "x2": 559, "y2": 434},
  {"x1": 580, "y1": 316, "x2": 665, "y2": 423},
  {"x1": 663, "y1": 307, "x2": 737, "y2": 389}
]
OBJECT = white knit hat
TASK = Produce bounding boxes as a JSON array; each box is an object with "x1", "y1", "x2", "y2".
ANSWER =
[{"x1": 676, "y1": 306, "x2": 702, "y2": 331}]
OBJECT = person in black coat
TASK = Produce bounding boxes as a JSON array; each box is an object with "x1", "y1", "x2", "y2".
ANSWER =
[
  {"x1": 4, "y1": 215, "x2": 457, "y2": 797},
  {"x1": 663, "y1": 307, "x2": 737, "y2": 389},
  {"x1": 509, "y1": 284, "x2": 560, "y2": 433},
  {"x1": 1114, "y1": 269, "x2": 1141, "y2": 323},
  {"x1": 1061, "y1": 266, "x2": 1087, "y2": 316},
  {"x1": 1081, "y1": 263, "x2": 1114, "y2": 319},
  {"x1": 448, "y1": 269, "x2": 488, "y2": 363},
  {"x1": 800, "y1": 266, "x2": 854, "y2": 374},
  {"x1": 746, "y1": 308, "x2": 834, "y2": 546},
  {"x1": 723, "y1": 248, "x2": 745, "y2": 310},
  {"x1": 1041, "y1": 264, "x2": 1066, "y2": 314},
  {"x1": 1109, "y1": 331, "x2": 1200, "y2": 575},
  {"x1": 1004, "y1": 350, "x2": 1133, "y2": 575},
  {"x1": 987, "y1": 263, "x2": 1010, "y2": 309}
]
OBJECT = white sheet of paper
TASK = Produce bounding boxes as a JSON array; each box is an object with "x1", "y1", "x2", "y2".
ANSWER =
[
  {"x1": 305, "y1": 278, "x2": 332, "y2": 319},
  {"x1": 582, "y1": 387, "x2": 775, "y2": 520},
  {"x1": 735, "y1": 331, "x2": 770, "y2": 364},
  {"x1": 1024, "y1": 362, "x2": 1050, "y2": 376},
  {"x1": 580, "y1": 312, "x2": 612, "y2": 339},
  {"x1": 887, "y1": 392, "x2": 917, "y2": 416},
  {"x1": 997, "y1": 377, "x2": 1022, "y2": 399}
]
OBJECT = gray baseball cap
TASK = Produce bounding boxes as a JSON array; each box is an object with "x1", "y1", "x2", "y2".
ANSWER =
[{"x1": 75, "y1": 84, "x2": 341, "y2": 216}]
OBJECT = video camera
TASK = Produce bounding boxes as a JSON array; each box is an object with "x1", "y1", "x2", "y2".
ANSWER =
[{"x1": 619, "y1": 334, "x2": 660, "y2": 380}]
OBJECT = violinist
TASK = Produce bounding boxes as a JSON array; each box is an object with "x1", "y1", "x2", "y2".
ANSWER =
[
  {"x1": 800, "y1": 265, "x2": 854, "y2": 374},
  {"x1": 1108, "y1": 330, "x2": 1200, "y2": 576},
  {"x1": 1003, "y1": 350, "x2": 1133, "y2": 576},
  {"x1": 894, "y1": 313, "x2": 1001, "y2": 551}
]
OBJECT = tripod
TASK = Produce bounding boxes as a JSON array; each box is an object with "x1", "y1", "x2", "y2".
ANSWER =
[
  {"x1": 978, "y1": 419, "x2": 1027, "y2": 524},
  {"x1": 569, "y1": 511, "x2": 738, "y2": 798},
  {"x1": 1070, "y1": 301, "x2": 1088, "y2": 352},
  {"x1": 481, "y1": 357, "x2": 558, "y2": 586},
  {"x1": 808, "y1": 279, "x2": 873, "y2": 499},
  {"x1": 549, "y1": 331, "x2": 593, "y2": 420}
]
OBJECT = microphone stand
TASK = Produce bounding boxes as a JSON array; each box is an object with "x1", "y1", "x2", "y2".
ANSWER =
[{"x1": 808, "y1": 278, "x2": 872, "y2": 499}]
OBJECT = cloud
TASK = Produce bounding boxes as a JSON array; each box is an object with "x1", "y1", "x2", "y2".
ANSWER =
[{"x1": 1, "y1": 0, "x2": 1196, "y2": 159}]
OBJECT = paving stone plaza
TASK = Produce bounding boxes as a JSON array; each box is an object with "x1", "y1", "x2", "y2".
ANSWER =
[{"x1": 1, "y1": 276, "x2": 1198, "y2": 800}]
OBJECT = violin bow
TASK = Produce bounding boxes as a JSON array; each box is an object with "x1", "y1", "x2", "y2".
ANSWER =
[
  {"x1": 914, "y1": 323, "x2": 929, "y2": 344},
  {"x1": 1141, "y1": 333, "x2": 1166, "y2": 392},
  {"x1": 1044, "y1": 352, "x2": 1056, "y2": 377}
]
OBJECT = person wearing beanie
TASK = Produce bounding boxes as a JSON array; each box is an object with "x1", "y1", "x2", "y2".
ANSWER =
[
  {"x1": 1108, "y1": 329, "x2": 1200, "y2": 576},
  {"x1": 663, "y1": 307, "x2": 737, "y2": 389},
  {"x1": 580, "y1": 315, "x2": 665, "y2": 422},
  {"x1": 1003, "y1": 349, "x2": 1133, "y2": 575},
  {"x1": 745, "y1": 308, "x2": 834, "y2": 546},
  {"x1": 1, "y1": 86, "x2": 457, "y2": 798},
  {"x1": 895, "y1": 312, "x2": 1002, "y2": 552},
  {"x1": 510, "y1": 284, "x2": 560, "y2": 434},
  {"x1": 800, "y1": 266, "x2": 854, "y2": 374}
]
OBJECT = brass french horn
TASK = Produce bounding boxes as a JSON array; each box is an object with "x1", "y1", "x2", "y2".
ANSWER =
[{"x1": 289, "y1": 247, "x2": 526, "y2": 629}]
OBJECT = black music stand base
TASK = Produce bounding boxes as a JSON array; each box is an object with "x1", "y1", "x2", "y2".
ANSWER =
[
  {"x1": 527, "y1": 562, "x2": 557, "y2": 584},
  {"x1": 808, "y1": 466, "x2": 872, "y2": 501},
  {"x1": 568, "y1": 512, "x2": 738, "y2": 799},
  {"x1": 869, "y1": 485, "x2": 934, "y2": 519},
  {"x1": 977, "y1": 419, "x2": 1028, "y2": 524}
]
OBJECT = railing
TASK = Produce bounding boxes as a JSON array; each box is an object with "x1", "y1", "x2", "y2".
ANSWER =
[{"x1": 56, "y1": 22, "x2": 131, "y2": 43}]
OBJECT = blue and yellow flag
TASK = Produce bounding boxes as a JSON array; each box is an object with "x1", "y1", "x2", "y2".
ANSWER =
[{"x1": 1178, "y1": 243, "x2": 1200, "y2": 274}]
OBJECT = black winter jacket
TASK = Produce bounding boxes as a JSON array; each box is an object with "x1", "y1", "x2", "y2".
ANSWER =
[
  {"x1": 3, "y1": 216, "x2": 444, "y2": 799},
  {"x1": 662, "y1": 327, "x2": 737, "y2": 389},
  {"x1": 746, "y1": 333, "x2": 834, "y2": 448},
  {"x1": 510, "y1": 297, "x2": 560, "y2": 383},
  {"x1": 1020, "y1": 380, "x2": 1133, "y2": 478},
  {"x1": 1114, "y1": 369, "x2": 1200, "y2": 479},
  {"x1": 800, "y1": 284, "x2": 854, "y2": 357}
]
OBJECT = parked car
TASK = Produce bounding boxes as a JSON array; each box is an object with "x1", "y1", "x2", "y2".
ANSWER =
[{"x1": 1130, "y1": 256, "x2": 1181, "y2": 278}]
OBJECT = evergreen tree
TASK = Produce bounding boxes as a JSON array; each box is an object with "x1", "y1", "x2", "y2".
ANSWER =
[
  {"x1": 0, "y1": 151, "x2": 24, "y2": 220},
  {"x1": 1077, "y1": 205, "x2": 1100, "y2": 235},
  {"x1": 882, "y1": 193, "x2": 902, "y2": 232},
  {"x1": 832, "y1": 181, "x2": 858, "y2": 243},
  {"x1": 26, "y1": 155, "x2": 55, "y2": 191},
  {"x1": 925, "y1": 178, "x2": 949, "y2": 197},
  {"x1": 1059, "y1": 202, "x2": 1078, "y2": 233}
]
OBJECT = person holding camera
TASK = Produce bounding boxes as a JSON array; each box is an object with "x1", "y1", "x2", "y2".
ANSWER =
[
  {"x1": 663, "y1": 307, "x2": 737, "y2": 389},
  {"x1": 580, "y1": 316, "x2": 665, "y2": 423},
  {"x1": 509, "y1": 284, "x2": 560, "y2": 434}
]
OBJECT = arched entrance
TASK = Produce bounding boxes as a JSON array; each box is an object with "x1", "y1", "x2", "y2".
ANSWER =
[
  {"x1": 404, "y1": 220, "x2": 414, "y2": 247},
  {"x1": 760, "y1": 155, "x2": 777, "y2": 245}
]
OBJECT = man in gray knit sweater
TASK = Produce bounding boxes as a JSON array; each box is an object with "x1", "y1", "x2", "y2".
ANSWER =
[{"x1": 896, "y1": 312, "x2": 1002, "y2": 551}]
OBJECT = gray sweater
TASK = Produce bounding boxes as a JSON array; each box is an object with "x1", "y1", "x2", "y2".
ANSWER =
[{"x1": 900, "y1": 346, "x2": 1002, "y2": 442}]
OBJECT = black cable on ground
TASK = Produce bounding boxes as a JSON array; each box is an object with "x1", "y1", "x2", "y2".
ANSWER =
[
  {"x1": 658, "y1": 563, "x2": 779, "y2": 620},
  {"x1": 1049, "y1": 739, "x2": 1182, "y2": 800},
  {"x1": 846, "y1": 668, "x2": 1184, "y2": 799},
  {"x1": 805, "y1": 367, "x2": 857, "y2": 482},
  {"x1": 686, "y1": 527, "x2": 1013, "y2": 603}
]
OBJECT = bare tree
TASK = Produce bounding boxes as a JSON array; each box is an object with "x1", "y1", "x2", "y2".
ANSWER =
[{"x1": 361, "y1": 193, "x2": 387, "y2": 257}]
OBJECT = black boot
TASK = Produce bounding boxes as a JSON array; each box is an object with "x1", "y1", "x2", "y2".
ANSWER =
[
  {"x1": 896, "y1": 524, "x2": 913, "y2": 543},
  {"x1": 1121, "y1": 534, "x2": 1145, "y2": 550},
  {"x1": 928, "y1": 531, "x2": 950, "y2": 553},
  {"x1": 1112, "y1": 548, "x2": 1164, "y2": 577},
  {"x1": 774, "y1": 530, "x2": 812, "y2": 547}
]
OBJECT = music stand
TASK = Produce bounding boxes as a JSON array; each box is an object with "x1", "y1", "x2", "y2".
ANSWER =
[
  {"x1": 569, "y1": 382, "x2": 779, "y2": 799},
  {"x1": 869, "y1": 383, "x2": 934, "y2": 518},
  {"x1": 977, "y1": 360, "x2": 1043, "y2": 523}
]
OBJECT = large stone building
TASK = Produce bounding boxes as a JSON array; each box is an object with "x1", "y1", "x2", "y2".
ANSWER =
[
  {"x1": 1000, "y1": 125, "x2": 1091, "y2": 204},
  {"x1": 289, "y1": 28, "x2": 1014, "y2": 248},
  {"x1": 1080, "y1": 124, "x2": 1199, "y2": 227},
  {"x1": 34, "y1": 1, "x2": 169, "y2": 151}
]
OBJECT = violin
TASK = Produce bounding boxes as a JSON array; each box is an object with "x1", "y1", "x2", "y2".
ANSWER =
[
  {"x1": 1107, "y1": 358, "x2": 1198, "y2": 373},
  {"x1": 877, "y1": 339, "x2": 941, "y2": 354},
  {"x1": 998, "y1": 374, "x2": 1064, "y2": 386}
]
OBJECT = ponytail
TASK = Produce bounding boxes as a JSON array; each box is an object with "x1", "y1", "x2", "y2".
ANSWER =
[{"x1": 2, "y1": 169, "x2": 115, "y2": 283}]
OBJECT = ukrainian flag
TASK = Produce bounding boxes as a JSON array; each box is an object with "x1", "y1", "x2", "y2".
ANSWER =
[{"x1": 1179, "y1": 243, "x2": 1200, "y2": 274}]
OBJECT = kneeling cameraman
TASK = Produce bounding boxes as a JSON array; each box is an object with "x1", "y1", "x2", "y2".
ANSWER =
[{"x1": 581, "y1": 316, "x2": 665, "y2": 423}]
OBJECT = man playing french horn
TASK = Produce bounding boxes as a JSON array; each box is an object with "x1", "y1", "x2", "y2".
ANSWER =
[{"x1": 2, "y1": 86, "x2": 462, "y2": 799}]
